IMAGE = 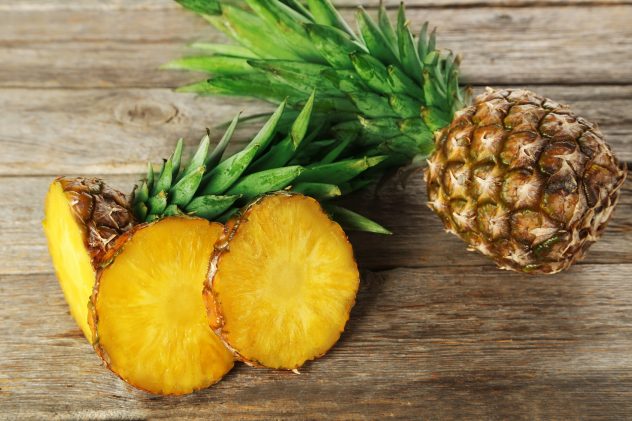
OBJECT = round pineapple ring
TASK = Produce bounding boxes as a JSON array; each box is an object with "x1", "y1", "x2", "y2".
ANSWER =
[
  {"x1": 206, "y1": 193, "x2": 360, "y2": 370},
  {"x1": 90, "y1": 217, "x2": 234, "y2": 395}
]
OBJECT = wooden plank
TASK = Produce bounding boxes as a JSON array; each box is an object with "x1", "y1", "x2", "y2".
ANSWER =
[
  {"x1": 2, "y1": 265, "x2": 632, "y2": 419},
  {"x1": 0, "y1": 85, "x2": 630, "y2": 178},
  {"x1": 0, "y1": 89, "x2": 266, "y2": 176},
  {"x1": 3, "y1": 174, "x2": 630, "y2": 276},
  {"x1": 1, "y1": 0, "x2": 629, "y2": 11},
  {"x1": 1, "y1": 6, "x2": 631, "y2": 86}
]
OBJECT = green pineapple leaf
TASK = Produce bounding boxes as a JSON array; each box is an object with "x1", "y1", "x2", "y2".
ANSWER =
[
  {"x1": 306, "y1": 23, "x2": 364, "y2": 69},
  {"x1": 148, "y1": 191, "x2": 168, "y2": 216},
  {"x1": 356, "y1": 7, "x2": 398, "y2": 65},
  {"x1": 162, "y1": 56, "x2": 253, "y2": 75},
  {"x1": 170, "y1": 139, "x2": 184, "y2": 180},
  {"x1": 325, "y1": 205, "x2": 392, "y2": 235},
  {"x1": 201, "y1": 101, "x2": 286, "y2": 195},
  {"x1": 145, "y1": 162, "x2": 155, "y2": 191},
  {"x1": 396, "y1": 3, "x2": 423, "y2": 84},
  {"x1": 250, "y1": 91, "x2": 315, "y2": 171},
  {"x1": 227, "y1": 166, "x2": 305, "y2": 199},
  {"x1": 189, "y1": 42, "x2": 258, "y2": 59},
  {"x1": 179, "y1": 135, "x2": 209, "y2": 181},
  {"x1": 292, "y1": 182, "x2": 342, "y2": 200},
  {"x1": 170, "y1": 166, "x2": 205, "y2": 207},
  {"x1": 153, "y1": 159, "x2": 173, "y2": 196},
  {"x1": 297, "y1": 156, "x2": 388, "y2": 184},
  {"x1": 245, "y1": 0, "x2": 322, "y2": 62},
  {"x1": 212, "y1": 4, "x2": 302, "y2": 60},
  {"x1": 185, "y1": 194, "x2": 240, "y2": 219},
  {"x1": 207, "y1": 113, "x2": 240, "y2": 168},
  {"x1": 174, "y1": 0, "x2": 221, "y2": 16},
  {"x1": 377, "y1": 2, "x2": 397, "y2": 51},
  {"x1": 306, "y1": 0, "x2": 356, "y2": 38},
  {"x1": 350, "y1": 52, "x2": 392, "y2": 94}
]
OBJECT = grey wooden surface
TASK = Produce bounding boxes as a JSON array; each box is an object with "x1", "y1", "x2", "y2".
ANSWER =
[{"x1": 1, "y1": 1, "x2": 631, "y2": 420}]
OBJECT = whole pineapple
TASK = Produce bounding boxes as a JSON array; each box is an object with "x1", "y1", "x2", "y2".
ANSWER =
[
  {"x1": 165, "y1": 0, "x2": 626, "y2": 273},
  {"x1": 426, "y1": 89, "x2": 626, "y2": 273}
]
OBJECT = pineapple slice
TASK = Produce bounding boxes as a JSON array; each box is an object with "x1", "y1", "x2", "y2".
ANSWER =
[
  {"x1": 43, "y1": 178, "x2": 133, "y2": 340},
  {"x1": 206, "y1": 193, "x2": 360, "y2": 370},
  {"x1": 90, "y1": 217, "x2": 234, "y2": 395}
]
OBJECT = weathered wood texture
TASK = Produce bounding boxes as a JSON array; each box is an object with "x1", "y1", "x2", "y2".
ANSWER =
[
  {"x1": 1, "y1": 6, "x2": 632, "y2": 87},
  {"x1": 1, "y1": 85, "x2": 630, "y2": 177},
  {"x1": 1, "y1": 0, "x2": 631, "y2": 419},
  {"x1": 2, "y1": 0, "x2": 630, "y2": 10},
  {"x1": 2, "y1": 266, "x2": 632, "y2": 420}
]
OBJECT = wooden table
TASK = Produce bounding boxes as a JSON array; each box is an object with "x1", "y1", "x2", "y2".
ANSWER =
[{"x1": 1, "y1": 1, "x2": 631, "y2": 419}]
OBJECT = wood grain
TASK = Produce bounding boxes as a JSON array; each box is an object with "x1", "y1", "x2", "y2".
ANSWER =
[
  {"x1": 1, "y1": 6, "x2": 631, "y2": 87},
  {"x1": 0, "y1": 85, "x2": 630, "y2": 177},
  {"x1": 2, "y1": 0, "x2": 630, "y2": 11},
  {"x1": 2, "y1": 175, "x2": 630, "y2": 276},
  {"x1": 2, "y1": 265, "x2": 632, "y2": 419}
]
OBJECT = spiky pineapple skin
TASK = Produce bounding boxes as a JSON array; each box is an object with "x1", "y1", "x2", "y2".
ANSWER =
[
  {"x1": 425, "y1": 89, "x2": 627, "y2": 274},
  {"x1": 58, "y1": 177, "x2": 135, "y2": 262}
]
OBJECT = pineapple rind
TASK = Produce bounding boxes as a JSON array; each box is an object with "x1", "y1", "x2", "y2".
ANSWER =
[{"x1": 425, "y1": 89, "x2": 628, "y2": 274}]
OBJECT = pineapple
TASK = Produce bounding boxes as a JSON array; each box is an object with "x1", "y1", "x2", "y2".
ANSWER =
[
  {"x1": 44, "y1": 105, "x2": 386, "y2": 393},
  {"x1": 43, "y1": 177, "x2": 134, "y2": 339},
  {"x1": 89, "y1": 217, "x2": 234, "y2": 395},
  {"x1": 40, "y1": 0, "x2": 629, "y2": 394},
  {"x1": 169, "y1": 0, "x2": 627, "y2": 273},
  {"x1": 426, "y1": 89, "x2": 626, "y2": 273},
  {"x1": 205, "y1": 192, "x2": 359, "y2": 370}
]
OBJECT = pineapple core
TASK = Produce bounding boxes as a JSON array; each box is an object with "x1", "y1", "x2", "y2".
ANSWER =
[
  {"x1": 43, "y1": 181, "x2": 96, "y2": 340},
  {"x1": 210, "y1": 194, "x2": 360, "y2": 369},
  {"x1": 93, "y1": 217, "x2": 234, "y2": 395}
]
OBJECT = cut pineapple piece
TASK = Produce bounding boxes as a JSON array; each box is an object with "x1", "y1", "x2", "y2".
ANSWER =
[
  {"x1": 44, "y1": 181, "x2": 96, "y2": 340},
  {"x1": 206, "y1": 193, "x2": 360, "y2": 370},
  {"x1": 43, "y1": 178, "x2": 133, "y2": 340},
  {"x1": 90, "y1": 217, "x2": 234, "y2": 395}
]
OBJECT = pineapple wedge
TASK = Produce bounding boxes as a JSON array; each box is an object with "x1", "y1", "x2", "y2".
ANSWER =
[
  {"x1": 89, "y1": 216, "x2": 234, "y2": 395},
  {"x1": 43, "y1": 178, "x2": 134, "y2": 340},
  {"x1": 206, "y1": 193, "x2": 360, "y2": 370}
]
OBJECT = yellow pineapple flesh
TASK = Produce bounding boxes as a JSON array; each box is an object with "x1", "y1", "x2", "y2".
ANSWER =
[
  {"x1": 43, "y1": 178, "x2": 134, "y2": 340},
  {"x1": 44, "y1": 181, "x2": 97, "y2": 339},
  {"x1": 90, "y1": 217, "x2": 234, "y2": 395},
  {"x1": 206, "y1": 193, "x2": 360, "y2": 370}
]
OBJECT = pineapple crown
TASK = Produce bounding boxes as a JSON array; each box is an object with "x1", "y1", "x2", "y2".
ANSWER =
[
  {"x1": 132, "y1": 93, "x2": 391, "y2": 233},
  {"x1": 165, "y1": 0, "x2": 467, "y2": 163},
  {"x1": 140, "y1": 0, "x2": 469, "y2": 233}
]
